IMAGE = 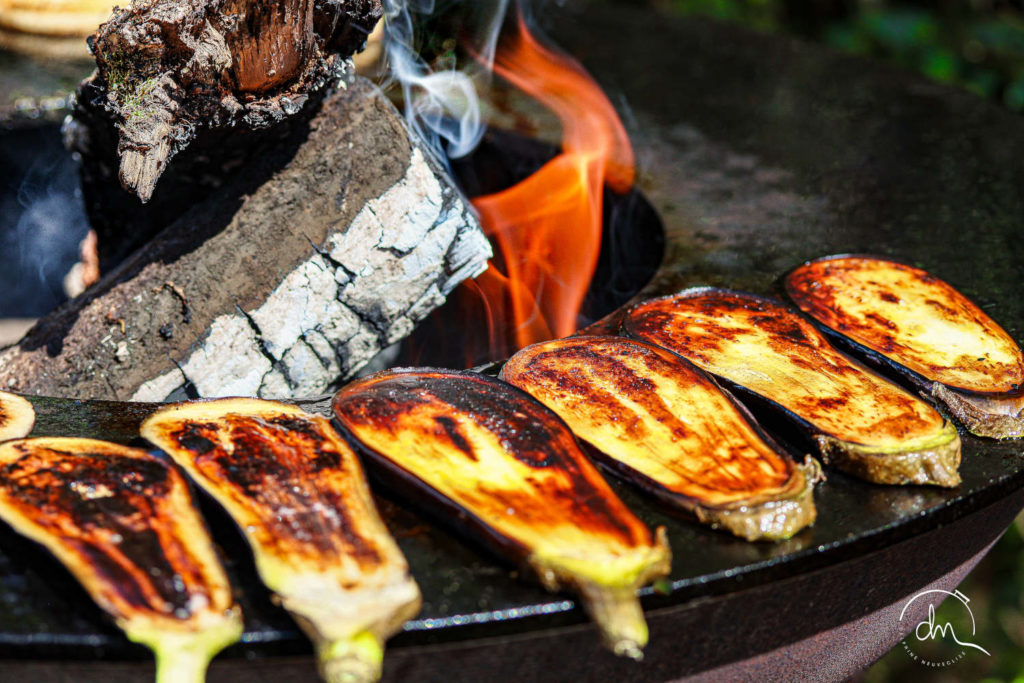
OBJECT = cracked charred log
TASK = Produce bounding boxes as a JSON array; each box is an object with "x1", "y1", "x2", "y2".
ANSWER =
[
  {"x1": 67, "y1": 0, "x2": 382, "y2": 269},
  {"x1": 0, "y1": 79, "x2": 491, "y2": 401}
]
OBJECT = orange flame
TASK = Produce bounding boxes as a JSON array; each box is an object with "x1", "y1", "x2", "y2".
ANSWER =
[{"x1": 468, "y1": 14, "x2": 635, "y2": 359}]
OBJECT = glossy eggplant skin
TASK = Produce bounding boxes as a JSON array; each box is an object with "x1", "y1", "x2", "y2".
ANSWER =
[
  {"x1": 0, "y1": 391, "x2": 34, "y2": 441},
  {"x1": 624, "y1": 288, "x2": 961, "y2": 487},
  {"x1": 501, "y1": 336, "x2": 821, "y2": 541},
  {"x1": 785, "y1": 255, "x2": 1024, "y2": 439},
  {"x1": 141, "y1": 398, "x2": 421, "y2": 683},
  {"x1": 0, "y1": 438, "x2": 241, "y2": 682},
  {"x1": 332, "y1": 369, "x2": 671, "y2": 660}
]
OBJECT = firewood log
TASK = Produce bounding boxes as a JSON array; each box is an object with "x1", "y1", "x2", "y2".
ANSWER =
[
  {"x1": 0, "y1": 78, "x2": 491, "y2": 401},
  {"x1": 67, "y1": 0, "x2": 383, "y2": 268}
]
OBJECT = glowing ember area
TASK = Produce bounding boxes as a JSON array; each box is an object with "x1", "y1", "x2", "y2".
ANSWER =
[{"x1": 468, "y1": 14, "x2": 636, "y2": 359}]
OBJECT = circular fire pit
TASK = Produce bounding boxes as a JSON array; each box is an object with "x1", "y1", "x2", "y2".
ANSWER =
[{"x1": 2, "y1": 4, "x2": 1024, "y2": 681}]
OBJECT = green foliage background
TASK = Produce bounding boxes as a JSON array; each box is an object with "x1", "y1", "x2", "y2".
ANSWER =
[
  {"x1": 643, "y1": 0, "x2": 1024, "y2": 111},
  {"x1": 611, "y1": 1, "x2": 1024, "y2": 680}
]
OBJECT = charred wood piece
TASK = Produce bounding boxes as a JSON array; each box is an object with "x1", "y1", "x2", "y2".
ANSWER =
[
  {"x1": 72, "y1": 0, "x2": 382, "y2": 203},
  {"x1": 0, "y1": 79, "x2": 491, "y2": 401}
]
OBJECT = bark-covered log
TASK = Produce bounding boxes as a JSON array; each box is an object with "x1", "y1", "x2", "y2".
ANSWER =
[
  {"x1": 0, "y1": 78, "x2": 491, "y2": 401},
  {"x1": 72, "y1": 0, "x2": 381, "y2": 204}
]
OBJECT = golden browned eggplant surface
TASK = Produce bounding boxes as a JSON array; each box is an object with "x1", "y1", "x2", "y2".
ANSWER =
[
  {"x1": 0, "y1": 391, "x2": 34, "y2": 441},
  {"x1": 785, "y1": 256, "x2": 1024, "y2": 395},
  {"x1": 141, "y1": 399, "x2": 420, "y2": 683},
  {"x1": 624, "y1": 290, "x2": 946, "y2": 449},
  {"x1": 332, "y1": 370, "x2": 671, "y2": 659},
  {"x1": 502, "y1": 336, "x2": 793, "y2": 506},
  {"x1": 0, "y1": 437, "x2": 241, "y2": 678},
  {"x1": 501, "y1": 336, "x2": 820, "y2": 541},
  {"x1": 333, "y1": 370, "x2": 659, "y2": 560}
]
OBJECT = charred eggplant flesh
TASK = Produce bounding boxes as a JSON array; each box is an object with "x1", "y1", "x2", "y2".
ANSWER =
[
  {"x1": 624, "y1": 289, "x2": 961, "y2": 487},
  {"x1": 502, "y1": 336, "x2": 821, "y2": 541},
  {"x1": 0, "y1": 437, "x2": 242, "y2": 683},
  {"x1": 786, "y1": 255, "x2": 1024, "y2": 438},
  {"x1": 332, "y1": 369, "x2": 671, "y2": 660},
  {"x1": 141, "y1": 399, "x2": 421, "y2": 683}
]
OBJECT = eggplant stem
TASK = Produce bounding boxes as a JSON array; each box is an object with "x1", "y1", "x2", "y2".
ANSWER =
[
  {"x1": 153, "y1": 644, "x2": 214, "y2": 683},
  {"x1": 317, "y1": 630, "x2": 385, "y2": 683},
  {"x1": 576, "y1": 582, "x2": 648, "y2": 661},
  {"x1": 130, "y1": 611, "x2": 243, "y2": 683}
]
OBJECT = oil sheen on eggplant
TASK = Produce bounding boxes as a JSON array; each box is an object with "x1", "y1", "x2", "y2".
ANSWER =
[
  {"x1": 501, "y1": 336, "x2": 822, "y2": 541},
  {"x1": 0, "y1": 437, "x2": 242, "y2": 683},
  {"x1": 786, "y1": 255, "x2": 1024, "y2": 439},
  {"x1": 624, "y1": 289, "x2": 961, "y2": 487},
  {"x1": 332, "y1": 369, "x2": 671, "y2": 661},
  {"x1": 141, "y1": 399, "x2": 421, "y2": 683}
]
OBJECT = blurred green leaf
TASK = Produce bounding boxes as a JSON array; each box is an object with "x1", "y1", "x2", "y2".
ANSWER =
[
  {"x1": 1004, "y1": 77, "x2": 1024, "y2": 110},
  {"x1": 922, "y1": 47, "x2": 958, "y2": 82},
  {"x1": 666, "y1": 0, "x2": 1024, "y2": 120},
  {"x1": 860, "y1": 9, "x2": 940, "y2": 51}
]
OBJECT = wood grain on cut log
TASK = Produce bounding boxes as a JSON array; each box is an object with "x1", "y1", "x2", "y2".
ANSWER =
[{"x1": 0, "y1": 78, "x2": 491, "y2": 401}]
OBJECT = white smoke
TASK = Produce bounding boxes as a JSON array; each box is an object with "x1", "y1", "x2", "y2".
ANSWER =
[{"x1": 382, "y1": 0, "x2": 511, "y2": 159}]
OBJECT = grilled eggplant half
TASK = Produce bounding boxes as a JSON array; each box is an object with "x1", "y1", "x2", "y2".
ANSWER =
[
  {"x1": 501, "y1": 336, "x2": 822, "y2": 541},
  {"x1": 332, "y1": 369, "x2": 671, "y2": 660},
  {"x1": 0, "y1": 391, "x2": 34, "y2": 441},
  {"x1": 624, "y1": 289, "x2": 962, "y2": 487},
  {"x1": 141, "y1": 399, "x2": 421, "y2": 683},
  {"x1": 785, "y1": 255, "x2": 1024, "y2": 439},
  {"x1": 0, "y1": 437, "x2": 242, "y2": 683}
]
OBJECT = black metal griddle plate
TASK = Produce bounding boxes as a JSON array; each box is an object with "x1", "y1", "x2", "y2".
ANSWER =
[{"x1": 1, "y1": 380, "x2": 1023, "y2": 661}]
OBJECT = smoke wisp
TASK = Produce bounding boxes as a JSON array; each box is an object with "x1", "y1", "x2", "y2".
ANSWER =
[{"x1": 382, "y1": 0, "x2": 510, "y2": 160}]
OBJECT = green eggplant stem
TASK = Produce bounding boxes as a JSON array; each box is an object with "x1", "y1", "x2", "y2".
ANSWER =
[
  {"x1": 134, "y1": 613, "x2": 242, "y2": 683},
  {"x1": 154, "y1": 645, "x2": 214, "y2": 683},
  {"x1": 317, "y1": 630, "x2": 386, "y2": 683},
  {"x1": 576, "y1": 582, "x2": 649, "y2": 661}
]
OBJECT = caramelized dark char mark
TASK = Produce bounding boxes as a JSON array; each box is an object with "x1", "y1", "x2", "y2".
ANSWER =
[
  {"x1": 336, "y1": 374, "x2": 566, "y2": 470},
  {"x1": 335, "y1": 372, "x2": 650, "y2": 546},
  {"x1": 924, "y1": 298, "x2": 961, "y2": 319},
  {"x1": 864, "y1": 312, "x2": 898, "y2": 332},
  {"x1": 631, "y1": 292, "x2": 858, "y2": 376},
  {"x1": 433, "y1": 416, "x2": 477, "y2": 461},
  {"x1": 171, "y1": 415, "x2": 381, "y2": 567},
  {"x1": 176, "y1": 421, "x2": 218, "y2": 455},
  {"x1": 0, "y1": 446, "x2": 202, "y2": 617},
  {"x1": 813, "y1": 396, "x2": 849, "y2": 410}
]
